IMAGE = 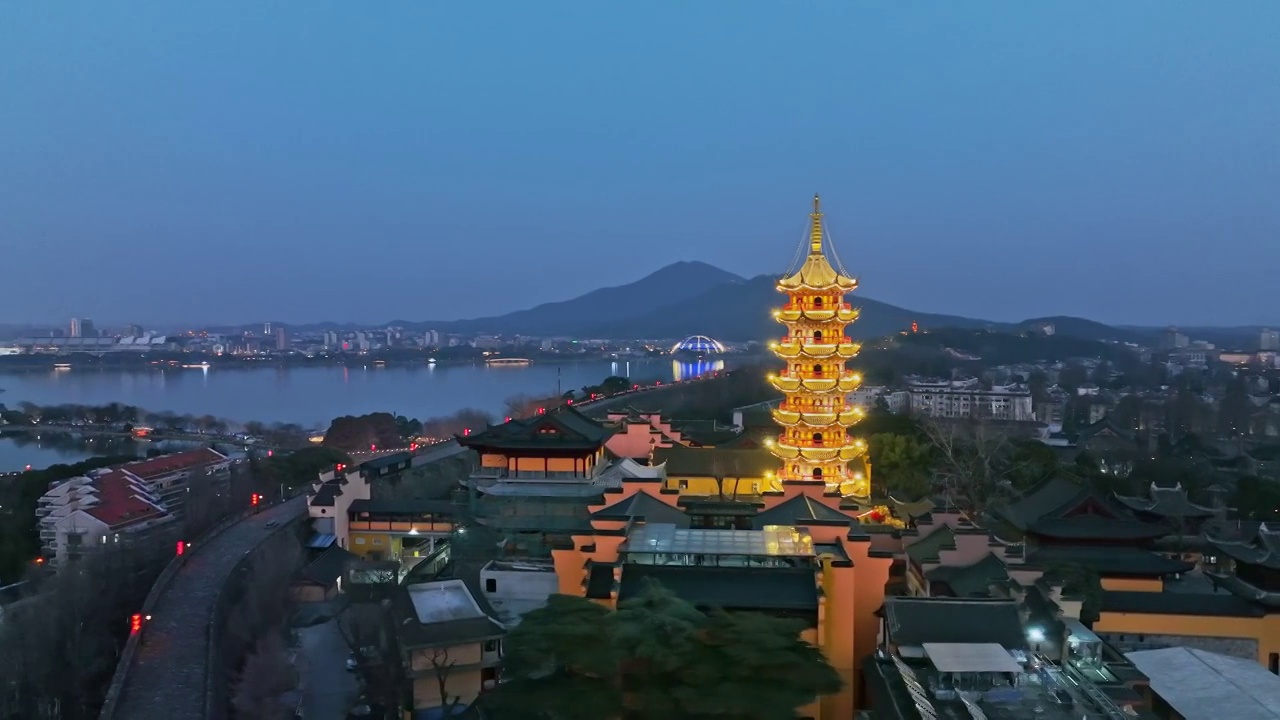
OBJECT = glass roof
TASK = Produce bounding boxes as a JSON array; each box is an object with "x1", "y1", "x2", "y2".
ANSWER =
[{"x1": 624, "y1": 523, "x2": 816, "y2": 557}]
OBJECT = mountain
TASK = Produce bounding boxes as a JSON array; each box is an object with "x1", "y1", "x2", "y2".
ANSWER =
[
  {"x1": 582, "y1": 274, "x2": 996, "y2": 342},
  {"x1": 1014, "y1": 316, "x2": 1154, "y2": 345},
  {"x1": 396, "y1": 261, "x2": 745, "y2": 337}
]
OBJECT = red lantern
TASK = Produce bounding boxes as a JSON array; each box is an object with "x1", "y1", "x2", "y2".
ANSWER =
[
  {"x1": 130, "y1": 613, "x2": 143, "y2": 634},
  {"x1": 176, "y1": 541, "x2": 185, "y2": 556}
]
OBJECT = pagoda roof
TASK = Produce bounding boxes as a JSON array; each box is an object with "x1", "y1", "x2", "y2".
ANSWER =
[
  {"x1": 777, "y1": 195, "x2": 858, "y2": 293},
  {"x1": 591, "y1": 491, "x2": 690, "y2": 527},
  {"x1": 1206, "y1": 523, "x2": 1280, "y2": 571},
  {"x1": 1025, "y1": 545, "x2": 1193, "y2": 577},
  {"x1": 1115, "y1": 482, "x2": 1216, "y2": 519},
  {"x1": 925, "y1": 553, "x2": 1011, "y2": 598},
  {"x1": 458, "y1": 405, "x2": 614, "y2": 451},
  {"x1": 754, "y1": 494, "x2": 852, "y2": 526}
]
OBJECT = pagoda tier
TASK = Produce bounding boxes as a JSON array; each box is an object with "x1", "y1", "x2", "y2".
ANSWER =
[{"x1": 767, "y1": 195, "x2": 871, "y2": 498}]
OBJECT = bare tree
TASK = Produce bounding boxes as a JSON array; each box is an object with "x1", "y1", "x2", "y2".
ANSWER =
[
  {"x1": 427, "y1": 646, "x2": 465, "y2": 717},
  {"x1": 919, "y1": 417, "x2": 1016, "y2": 515},
  {"x1": 232, "y1": 633, "x2": 296, "y2": 720},
  {"x1": 337, "y1": 601, "x2": 403, "y2": 715}
]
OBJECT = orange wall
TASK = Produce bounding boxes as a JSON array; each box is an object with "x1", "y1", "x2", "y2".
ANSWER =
[
  {"x1": 1094, "y1": 611, "x2": 1280, "y2": 666},
  {"x1": 1100, "y1": 577, "x2": 1163, "y2": 593}
]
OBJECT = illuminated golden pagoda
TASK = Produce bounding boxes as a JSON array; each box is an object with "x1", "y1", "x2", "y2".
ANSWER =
[{"x1": 767, "y1": 195, "x2": 871, "y2": 498}]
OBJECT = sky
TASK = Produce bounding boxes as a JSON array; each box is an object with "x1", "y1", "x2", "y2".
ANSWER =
[{"x1": 2, "y1": 2, "x2": 1277, "y2": 328}]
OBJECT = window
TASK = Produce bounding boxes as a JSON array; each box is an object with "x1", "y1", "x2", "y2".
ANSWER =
[
  {"x1": 1270, "y1": 653, "x2": 1279, "y2": 675},
  {"x1": 678, "y1": 479, "x2": 689, "y2": 490},
  {"x1": 486, "y1": 578, "x2": 497, "y2": 593},
  {"x1": 372, "y1": 537, "x2": 383, "y2": 545},
  {"x1": 355, "y1": 537, "x2": 366, "y2": 545},
  {"x1": 484, "y1": 639, "x2": 499, "y2": 653}
]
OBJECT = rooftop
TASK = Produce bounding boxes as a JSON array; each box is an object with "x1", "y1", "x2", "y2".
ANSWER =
[
  {"x1": 459, "y1": 405, "x2": 614, "y2": 451},
  {"x1": 883, "y1": 597, "x2": 1029, "y2": 653},
  {"x1": 119, "y1": 447, "x2": 227, "y2": 479},
  {"x1": 922, "y1": 642, "x2": 1022, "y2": 674},
  {"x1": 622, "y1": 523, "x2": 815, "y2": 558},
  {"x1": 1127, "y1": 646, "x2": 1280, "y2": 720},
  {"x1": 617, "y1": 564, "x2": 819, "y2": 615},
  {"x1": 393, "y1": 579, "x2": 506, "y2": 649}
]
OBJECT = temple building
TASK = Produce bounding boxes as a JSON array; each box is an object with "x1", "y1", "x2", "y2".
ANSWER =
[
  {"x1": 769, "y1": 194, "x2": 871, "y2": 499},
  {"x1": 1094, "y1": 523, "x2": 1280, "y2": 669},
  {"x1": 457, "y1": 405, "x2": 666, "y2": 555}
]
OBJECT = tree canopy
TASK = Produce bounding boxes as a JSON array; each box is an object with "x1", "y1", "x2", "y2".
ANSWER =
[{"x1": 483, "y1": 584, "x2": 841, "y2": 720}]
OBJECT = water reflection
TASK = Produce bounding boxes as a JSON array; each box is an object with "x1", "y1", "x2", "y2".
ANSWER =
[{"x1": 672, "y1": 359, "x2": 725, "y2": 382}]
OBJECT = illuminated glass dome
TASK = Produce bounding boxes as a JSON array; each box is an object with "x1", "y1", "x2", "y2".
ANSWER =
[{"x1": 671, "y1": 335, "x2": 725, "y2": 354}]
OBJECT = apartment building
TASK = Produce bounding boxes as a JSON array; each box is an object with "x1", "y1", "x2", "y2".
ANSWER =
[{"x1": 906, "y1": 377, "x2": 1035, "y2": 421}]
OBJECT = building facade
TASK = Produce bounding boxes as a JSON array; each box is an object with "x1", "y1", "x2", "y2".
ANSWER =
[{"x1": 907, "y1": 378, "x2": 1035, "y2": 421}]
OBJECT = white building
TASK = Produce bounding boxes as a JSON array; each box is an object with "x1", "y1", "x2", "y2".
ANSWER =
[
  {"x1": 34, "y1": 448, "x2": 230, "y2": 567},
  {"x1": 37, "y1": 469, "x2": 174, "y2": 567},
  {"x1": 906, "y1": 378, "x2": 1034, "y2": 422}
]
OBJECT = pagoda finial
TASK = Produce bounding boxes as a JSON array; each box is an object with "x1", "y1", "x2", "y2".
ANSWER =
[{"x1": 809, "y1": 193, "x2": 823, "y2": 253}]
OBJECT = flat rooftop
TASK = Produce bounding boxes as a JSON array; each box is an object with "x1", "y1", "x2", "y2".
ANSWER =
[
  {"x1": 1128, "y1": 646, "x2": 1280, "y2": 720},
  {"x1": 406, "y1": 579, "x2": 487, "y2": 624},
  {"x1": 623, "y1": 523, "x2": 815, "y2": 557}
]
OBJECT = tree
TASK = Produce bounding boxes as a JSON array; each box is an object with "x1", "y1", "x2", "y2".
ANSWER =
[
  {"x1": 919, "y1": 418, "x2": 1016, "y2": 514},
  {"x1": 1218, "y1": 376, "x2": 1252, "y2": 437},
  {"x1": 868, "y1": 433, "x2": 933, "y2": 501},
  {"x1": 485, "y1": 584, "x2": 842, "y2": 720}
]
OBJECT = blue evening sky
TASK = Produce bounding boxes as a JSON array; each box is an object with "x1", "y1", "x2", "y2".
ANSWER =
[{"x1": 2, "y1": 2, "x2": 1277, "y2": 327}]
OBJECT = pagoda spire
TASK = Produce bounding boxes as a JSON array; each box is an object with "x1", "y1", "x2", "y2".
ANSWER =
[{"x1": 810, "y1": 193, "x2": 823, "y2": 253}]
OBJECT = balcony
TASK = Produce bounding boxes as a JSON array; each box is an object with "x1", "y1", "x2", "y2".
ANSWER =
[
  {"x1": 768, "y1": 370, "x2": 863, "y2": 394},
  {"x1": 775, "y1": 302, "x2": 857, "y2": 323},
  {"x1": 773, "y1": 403, "x2": 864, "y2": 427},
  {"x1": 771, "y1": 435, "x2": 868, "y2": 463},
  {"x1": 771, "y1": 336, "x2": 861, "y2": 359}
]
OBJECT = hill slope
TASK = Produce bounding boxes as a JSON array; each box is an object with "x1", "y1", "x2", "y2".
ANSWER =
[
  {"x1": 583, "y1": 274, "x2": 995, "y2": 341},
  {"x1": 402, "y1": 261, "x2": 745, "y2": 336}
]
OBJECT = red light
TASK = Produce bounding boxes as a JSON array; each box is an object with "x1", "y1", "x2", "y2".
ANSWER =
[
  {"x1": 251, "y1": 493, "x2": 260, "y2": 507},
  {"x1": 34, "y1": 557, "x2": 44, "y2": 565},
  {"x1": 130, "y1": 613, "x2": 143, "y2": 634},
  {"x1": 566, "y1": 399, "x2": 573, "y2": 405},
  {"x1": 176, "y1": 541, "x2": 185, "y2": 556},
  {"x1": 371, "y1": 444, "x2": 376, "y2": 452},
  {"x1": 24, "y1": 464, "x2": 32, "y2": 471},
  {"x1": 267, "y1": 450, "x2": 273, "y2": 457},
  {"x1": 410, "y1": 443, "x2": 418, "y2": 450},
  {"x1": 463, "y1": 428, "x2": 471, "y2": 436},
  {"x1": 537, "y1": 407, "x2": 545, "y2": 415},
  {"x1": 336, "y1": 463, "x2": 345, "y2": 471},
  {"x1": 504, "y1": 417, "x2": 512, "y2": 423},
  {"x1": 633, "y1": 384, "x2": 639, "y2": 390}
]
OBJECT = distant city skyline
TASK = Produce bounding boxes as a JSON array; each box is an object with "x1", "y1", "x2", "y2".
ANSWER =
[{"x1": 2, "y1": 3, "x2": 1278, "y2": 327}]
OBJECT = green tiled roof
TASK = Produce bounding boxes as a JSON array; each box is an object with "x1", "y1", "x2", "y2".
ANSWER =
[
  {"x1": 754, "y1": 495, "x2": 852, "y2": 527},
  {"x1": 905, "y1": 526, "x2": 955, "y2": 565},
  {"x1": 1025, "y1": 546, "x2": 1192, "y2": 577},
  {"x1": 592, "y1": 491, "x2": 690, "y2": 527},
  {"x1": 924, "y1": 553, "x2": 1010, "y2": 598},
  {"x1": 459, "y1": 405, "x2": 614, "y2": 451},
  {"x1": 618, "y1": 564, "x2": 819, "y2": 616}
]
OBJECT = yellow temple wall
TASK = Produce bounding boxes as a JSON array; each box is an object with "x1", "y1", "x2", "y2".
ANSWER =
[
  {"x1": 1099, "y1": 577, "x2": 1163, "y2": 593},
  {"x1": 1093, "y1": 611, "x2": 1280, "y2": 667}
]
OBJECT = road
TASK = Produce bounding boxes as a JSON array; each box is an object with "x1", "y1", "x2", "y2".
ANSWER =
[
  {"x1": 297, "y1": 615, "x2": 361, "y2": 720},
  {"x1": 112, "y1": 496, "x2": 307, "y2": 720}
]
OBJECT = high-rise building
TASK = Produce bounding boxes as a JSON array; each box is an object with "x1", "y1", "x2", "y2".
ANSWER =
[
  {"x1": 1261, "y1": 328, "x2": 1279, "y2": 351},
  {"x1": 275, "y1": 327, "x2": 288, "y2": 351},
  {"x1": 768, "y1": 195, "x2": 870, "y2": 498},
  {"x1": 263, "y1": 322, "x2": 272, "y2": 335},
  {"x1": 69, "y1": 318, "x2": 94, "y2": 338},
  {"x1": 126, "y1": 324, "x2": 145, "y2": 337}
]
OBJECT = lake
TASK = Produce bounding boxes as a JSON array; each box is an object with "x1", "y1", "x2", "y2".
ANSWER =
[{"x1": 0, "y1": 358, "x2": 728, "y2": 470}]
